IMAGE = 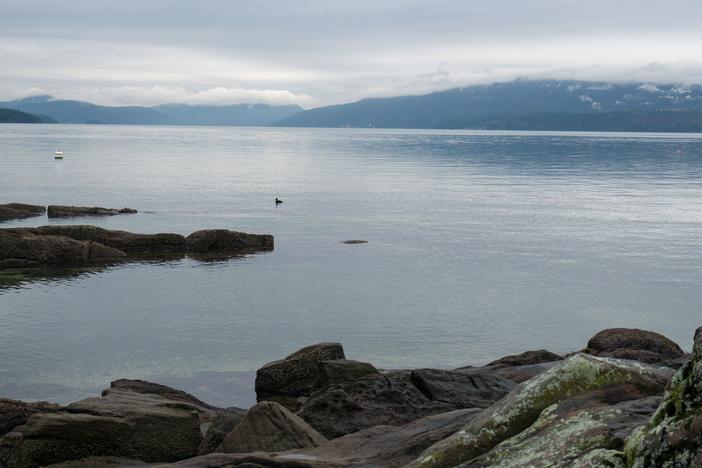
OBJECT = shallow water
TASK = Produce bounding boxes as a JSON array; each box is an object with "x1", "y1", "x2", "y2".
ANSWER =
[{"x1": 1, "y1": 124, "x2": 701, "y2": 406}]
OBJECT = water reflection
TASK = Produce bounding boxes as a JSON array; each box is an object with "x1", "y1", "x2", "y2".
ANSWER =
[{"x1": 0, "y1": 251, "x2": 267, "y2": 290}]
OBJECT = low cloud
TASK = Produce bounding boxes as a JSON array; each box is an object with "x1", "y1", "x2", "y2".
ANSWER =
[{"x1": 10, "y1": 86, "x2": 315, "y2": 107}]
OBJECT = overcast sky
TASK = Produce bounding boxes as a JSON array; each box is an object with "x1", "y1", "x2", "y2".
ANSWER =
[{"x1": 2, "y1": 0, "x2": 702, "y2": 108}]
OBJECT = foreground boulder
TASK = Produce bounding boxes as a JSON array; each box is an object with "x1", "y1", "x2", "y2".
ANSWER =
[
  {"x1": 47, "y1": 205, "x2": 137, "y2": 218},
  {"x1": 626, "y1": 327, "x2": 702, "y2": 467},
  {"x1": 0, "y1": 225, "x2": 274, "y2": 267},
  {"x1": 0, "y1": 398, "x2": 60, "y2": 436},
  {"x1": 0, "y1": 386, "x2": 202, "y2": 467},
  {"x1": 0, "y1": 203, "x2": 45, "y2": 222},
  {"x1": 219, "y1": 401, "x2": 327, "y2": 453},
  {"x1": 255, "y1": 343, "x2": 346, "y2": 410},
  {"x1": 298, "y1": 369, "x2": 512, "y2": 439},
  {"x1": 585, "y1": 327, "x2": 687, "y2": 367},
  {"x1": 409, "y1": 353, "x2": 672, "y2": 467}
]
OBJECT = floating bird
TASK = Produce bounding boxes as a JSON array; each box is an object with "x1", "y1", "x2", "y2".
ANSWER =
[
  {"x1": 275, "y1": 198, "x2": 283, "y2": 205},
  {"x1": 54, "y1": 150, "x2": 64, "y2": 159}
]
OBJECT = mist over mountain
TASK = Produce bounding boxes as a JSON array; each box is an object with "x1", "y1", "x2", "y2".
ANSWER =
[
  {"x1": 274, "y1": 80, "x2": 702, "y2": 132},
  {"x1": 0, "y1": 96, "x2": 302, "y2": 126}
]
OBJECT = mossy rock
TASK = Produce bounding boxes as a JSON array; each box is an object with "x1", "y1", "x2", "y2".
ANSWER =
[{"x1": 408, "y1": 353, "x2": 671, "y2": 468}]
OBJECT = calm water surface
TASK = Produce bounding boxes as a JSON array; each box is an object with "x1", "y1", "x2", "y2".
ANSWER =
[{"x1": 1, "y1": 124, "x2": 701, "y2": 406}]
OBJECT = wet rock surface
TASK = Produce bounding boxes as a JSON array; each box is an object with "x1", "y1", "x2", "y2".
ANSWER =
[
  {"x1": 47, "y1": 205, "x2": 137, "y2": 218},
  {"x1": 0, "y1": 398, "x2": 61, "y2": 436}
]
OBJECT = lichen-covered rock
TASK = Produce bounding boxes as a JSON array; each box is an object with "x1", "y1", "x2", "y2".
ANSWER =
[
  {"x1": 625, "y1": 326, "x2": 702, "y2": 467},
  {"x1": 408, "y1": 353, "x2": 672, "y2": 468},
  {"x1": 185, "y1": 229, "x2": 274, "y2": 253},
  {"x1": 219, "y1": 401, "x2": 327, "y2": 454},
  {"x1": 197, "y1": 407, "x2": 246, "y2": 455},
  {"x1": 466, "y1": 396, "x2": 658, "y2": 467},
  {"x1": 47, "y1": 205, "x2": 137, "y2": 218},
  {"x1": 585, "y1": 328, "x2": 687, "y2": 367},
  {"x1": 298, "y1": 371, "x2": 457, "y2": 439},
  {"x1": 571, "y1": 449, "x2": 626, "y2": 468},
  {"x1": 0, "y1": 389, "x2": 202, "y2": 467},
  {"x1": 255, "y1": 342, "x2": 345, "y2": 410},
  {"x1": 313, "y1": 359, "x2": 379, "y2": 389},
  {"x1": 0, "y1": 398, "x2": 61, "y2": 436}
]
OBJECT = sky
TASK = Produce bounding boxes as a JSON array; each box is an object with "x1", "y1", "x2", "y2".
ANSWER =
[{"x1": 2, "y1": 0, "x2": 702, "y2": 108}]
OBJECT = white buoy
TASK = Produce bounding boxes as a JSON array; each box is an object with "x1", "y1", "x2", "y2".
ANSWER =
[{"x1": 54, "y1": 150, "x2": 64, "y2": 159}]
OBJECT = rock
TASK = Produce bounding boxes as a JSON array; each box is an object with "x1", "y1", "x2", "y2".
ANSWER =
[
  {"x1": 219, "y1": 401, "x2": 327, "y2": 454},
  {"x1": 625, "y1": 326, "x2": 702, "y2": 467},
  {"x1": 44, "y1": 456, "x2": 148, "y2": 467},
  {"x1": 185, "y1": 230, "x2": 274, "y2": 253},
  {"x1": 0, "y1": 228, "x2": 126, "y2": 267},
  {"x1": 197, "y1": 408, "x2": 246, "y2": 455},
  {"x1": 408, "y1": 353, "x2": 672, "y2": 467},
  {"x1": 298, "y1": 371, "x2": 456, "y2": 439},
  {"x1": 106, "y1": 379, "x2": 222, "y2": 420},
  {"x1": 341, "y1": 240, "x2": 367, "y2": 244},
  {"x1": 409, "y1": 368, "x2": 515, "y2": 408},
  {"x1": 585, "y1": 328, "x2": 687, "y2": 366},
  {"x1": 0, "y1": 203, "x2": 45, "y2": 221},
  {"x1": 467, "y1": 396, "x2": 658, "y2": 467},
  {"x1": 313, "y1": 359, "x2": 379, "y2": 389},
  {"x1": 281, "y1": 408, "x2": 482, "y2": 467},
  {"x1": 30, "y1": 225, "x2": 186, "y2": 254},
  {"x1": 486, "y1": 349, "x2": 563, "y2": 368},
  {"x1": 0, "y1": 398, "x2": 61, "y2": 436},
  {"x1": 152, "y1": 453, "x2": 316, "y2": 467},
  {"x1": 0, "y1": 388, "x2": 202, "y2": 467},
  {"x1": 0, "y1": 225, "x2": 274, "y2": 267},
  {"x1": 47, "y1": 205, "x2": 137, "y2": 218},
  {"x1": 255, "y1": 343, "x2": 345, "y2": 410}
]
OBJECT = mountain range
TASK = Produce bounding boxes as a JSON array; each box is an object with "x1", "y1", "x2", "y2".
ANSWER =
[
  {"x1": 3, "y1": 80, "x2": 702, "y2": 132},
  {"x1": 275, "y1": 80, "x2": 702, "y2": 132},
  {"x1": 0, "y1": 95, "x2": 302, "y2": 126}
]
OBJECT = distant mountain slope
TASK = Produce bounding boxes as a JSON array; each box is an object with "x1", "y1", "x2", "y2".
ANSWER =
[
  {"x1": 274, "y1": 80, "x2": 702, "y2": 131},
  {"x1": 0, "y1": 96, "x2": 302, "y2": 126},
  {"x1": 0, "y1": 107, "x2": 52, "y2": 123}
]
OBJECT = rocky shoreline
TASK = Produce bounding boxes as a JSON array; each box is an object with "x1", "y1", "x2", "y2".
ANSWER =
[
  {"x1": 0, "y1": 203, "x2": 138, "y2": 222},
  {"x1": 0, "y1": 326, "x2": 699, "y2": 467},
  {"x1": 0, "y1": 225, "x2": 274, "y2": 268}
]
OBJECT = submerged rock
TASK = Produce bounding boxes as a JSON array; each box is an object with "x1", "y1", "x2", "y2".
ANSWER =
[
  {"x1": 341, "y1": 240, "x2": 368, "y2": 244},
  {"x1": 0, "y1": 203, "x2": 45, "y2": 222},
  {"x1": 255, "y1": 343, "x2": 346, "y2": 410},
  {"x1": 47, "y1": 205, "x2": 137, "y2": 218},
  {"x1": 585, "y1": 328, "x2": 687, "y2": 367},
  {"x1": 219, "y1": 401, "x2": 327, "y2": 454},
  {"x1": 408, "y1": 353, "x2": 672, "y2": 467},
  {"x1": 625, "y1": 326, "x2": 702, "y2": 467}
]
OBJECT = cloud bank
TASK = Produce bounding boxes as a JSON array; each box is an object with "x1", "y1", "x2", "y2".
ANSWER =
[{"x1": 2, "y1": 0, "x2": 702, "y2": 108}]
